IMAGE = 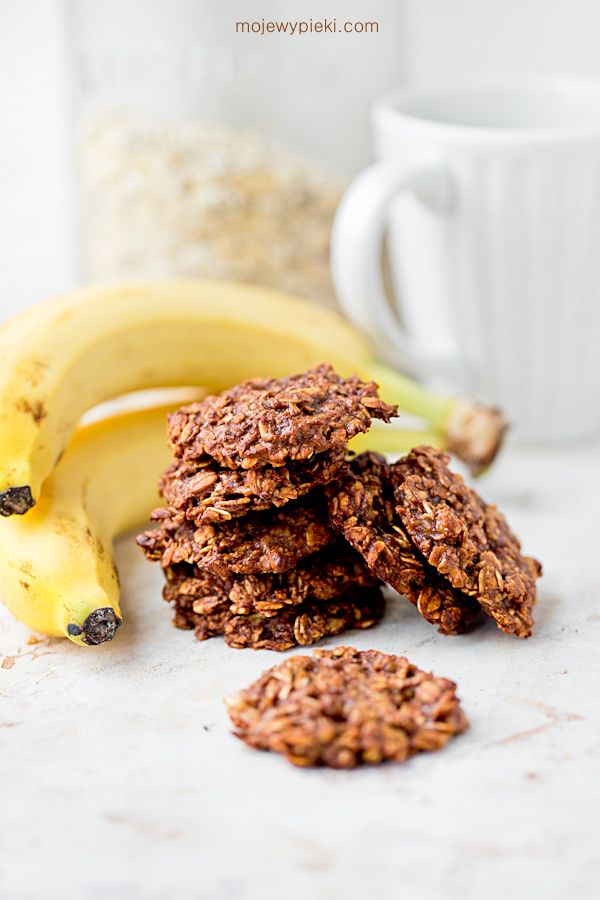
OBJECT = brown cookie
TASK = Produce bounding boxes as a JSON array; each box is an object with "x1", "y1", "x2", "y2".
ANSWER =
[
  {"x1": 158, "y1": 536, "x2": 377, "y2": 615},
  {"x1": 167, "y1": 581, "x2": 385, "y2": 652},
  {"x1": 326, "y1": 453, "x2": 480, "y2": 635},
  {"x1": 137, "y1": 509, "x2": 201, "y2": 567},
  {"x1": 393, "y1": 446, "x2": 542, "y2": 638},
  {"x1": 138, "y1": 492, "x2": 333, "y2": 575},
  {"x1": 167, "y1": 364, "x2": 397, "y2": 469},
  {"x1": 226, "y1": 646, "x2": 468, "y2": 767},
  {"x1": 227, "y1": 540, "x2": 378, "y2": 615},
  {"x1": 225, "y1": 589, "x2": 385, "y2": 651},
  {"x1": 163, "y1": 566, "x2": 233, "y2": 636},
  {"x1": 160, "y1": 450, "x2": 347, "y2": 525},
  {"x1": 163, "y1": 564, "x2": 233, "y2": 600}
]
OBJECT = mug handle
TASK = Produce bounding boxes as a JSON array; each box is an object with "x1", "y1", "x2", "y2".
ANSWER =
[{"x1": 331, "y1": 160, "x2": 456, "y2": 376}]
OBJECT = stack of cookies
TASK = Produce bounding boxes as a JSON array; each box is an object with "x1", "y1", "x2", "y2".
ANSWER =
[
  {"x1": 139, "y1": 364, "x2": 542, "y2": 649},
  {"x1": 137, "y1": 365, "x2": 397, "y2": 650}
]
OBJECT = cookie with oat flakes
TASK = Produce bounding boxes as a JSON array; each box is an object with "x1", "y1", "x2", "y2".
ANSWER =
[
  {"x1": 326, "y1": 452, "x2": 480, "y2": 635},
  {"x1": 167, "y1": 364, "x2": 397, "y2": 469},
  {"x1": 164, "y1": 569, "x2": 233, "y2": 637},
  {"x1": 226, "y1": 646, "x2": 468, "y2": 767},
  {"x1": 227, "y1": 539, "x2": 377, "y2": 615},
  {"x1": 165, "y1": 576, "x2": 384, "y2": 651},
  {"x1": 393, "y1": 446, "x2": 541, "y2": 638},
  {"x1": 224, "y1": 589, "x2": 384, "y2": 651},
  {"x1": 159, "y1": 539, "x2": 377, "y2": 618},
  {"x1": 139, "y1": 492, "x2": 334, "y2": 575},
  {"x1": 160, "y1": 449, "x2": 347, "y2": 525}
]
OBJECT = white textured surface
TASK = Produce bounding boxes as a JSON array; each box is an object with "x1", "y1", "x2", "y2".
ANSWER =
[{"x1": 1, "y1": 443, "x2": 599, "y2": 900}]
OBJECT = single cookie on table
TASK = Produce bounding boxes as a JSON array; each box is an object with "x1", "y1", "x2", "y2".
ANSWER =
[
  {"x1": 165, "y1": 577, "x2": 385, "y2": 651},
  {"x1": 226, "y1": 646, "x2": 468, "y2": 767},
  {"x1": 393, "y1": 446, "x2": 542, "y2": 638},
  {"x1": 167, "y1": 364, "x2": 397, "y2": 469},
  {"x1": 326, "y1": 452, "x2": 480, "y2": 635},
  {"x1": 138, "y1": 492, "x2": 334, "y2": 576},
  {"x1": 160, "y1": 449, "x2": 347, "y2": 525}
]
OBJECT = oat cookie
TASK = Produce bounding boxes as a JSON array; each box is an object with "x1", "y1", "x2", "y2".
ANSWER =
[
  {"x1": 227, "y1": 646, "x2": 468, "y2": 767},
  {"x1": 163, "y1": 566, "x2": 233, "y2": 635},
  {"x1": 326, "y1": 453, "x2": 480, "y2": 635},
  {"x1": 167, "y1": 364, "x2": 397, "y2": 469},
  {"x1": 189, "y1": 493, "x2": 333, "y2": 575},
  {"x1": 227, "y1": 540, "x2": 377, "y2": 615},
  {"x1": 163, "y1": 564, "x2": 233, "y2": 602},
  {"x1": 139, "y1": 492, "x2": 333, "y2": 575},
  {"x1": 160, "y1": 450, "x2": 347, "y2": 525},
  {"x1": 394, "y1": 446, "x2": 541, "y2": 638},
  {"x1": 225, "y1": 589, "x2": 384, "y2": 651},
  {"x1": 160, "y1": 541, "x2": 376, "y2": 616},
  {"x1": 167, "y1": 582, "x2": 384, "y2": 651},
  {"x1": 137, "y1": 509, "x2": 201, "y2": 568}
]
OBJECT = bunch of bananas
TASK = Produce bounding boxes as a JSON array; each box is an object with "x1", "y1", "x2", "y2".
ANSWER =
[{"x1": 0, "y1": 280, "x2": 506, "y2": 646}]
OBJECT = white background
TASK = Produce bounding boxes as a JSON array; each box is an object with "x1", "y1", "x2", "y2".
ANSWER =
[{"x1": 5, "y1": 0, "x2": 600, "y2": 314}]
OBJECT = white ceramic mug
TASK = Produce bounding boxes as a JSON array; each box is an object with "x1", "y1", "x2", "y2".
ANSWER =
[{"x1": 331, "y1": 75, "x2": 600, "y2": 442}]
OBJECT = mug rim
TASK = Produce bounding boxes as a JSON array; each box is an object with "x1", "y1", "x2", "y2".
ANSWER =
[{"x1": 376, "y1": 73, "x2": 600, "y2": 142}]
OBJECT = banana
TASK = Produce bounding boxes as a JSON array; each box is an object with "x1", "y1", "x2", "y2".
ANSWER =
[
  {"x1": 0, "y1": 403, "x2": 184, "y2": 644},
  {"x1": 0, "y1": 280, "x2": 506, "y2": 517}
]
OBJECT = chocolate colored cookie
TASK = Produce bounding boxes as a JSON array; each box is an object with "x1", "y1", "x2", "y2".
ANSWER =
[
  {"x1": 225, "y1": 589, "x2": 384, "y2": 651},
  {"x1": 167, "y1": 364, "x2": 397, "y2": 469},
  {"x1": 167, "y1": 580, "x2": 385, "y2": 651},
  {"x1": 137, "y1": 509, "x2": 202, "y2": 567},
  {"x1": 160, "y1": 450, "x2": 347, "y2": 525},
  {"x1": 228, "y1": 540, "x2": 377, "y2": 615},
  {"x1": 326, "y1": 453, "x2": 480, "y2": 635},
  {"x1": 163, "y1": 566, "x2": 233, "y2": 635},
  {"x1": 139, "y1": 492, "x2": 334, "y2": 575},
  {"x1": 393, "y1": 446, "x2": 542, "y2": 638},
  {"x1": 158, "y1": 540, "x2": 376, "y2": 617},
  {"x1": 226, "y1": 646, "x2": 468, "y2": 767}
]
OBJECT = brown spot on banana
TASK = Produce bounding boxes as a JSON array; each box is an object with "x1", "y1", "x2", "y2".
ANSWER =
[{"x1": 16, "y1": 397, "x2": 47, "y2": 424}]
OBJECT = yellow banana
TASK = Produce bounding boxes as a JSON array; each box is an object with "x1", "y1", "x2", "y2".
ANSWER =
[
  {"x1": 0, "y1": 403, "x2": 179, "y2": 644},
  {"x1": 0, "y1": 279, "x2": 505, "y2": 517}
]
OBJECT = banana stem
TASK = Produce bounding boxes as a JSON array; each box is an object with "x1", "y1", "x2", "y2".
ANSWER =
[
  {"x1": 349, "y1": 426, "x2": 441, "y2": 457},
  {"x1": 366, "y1": 359, "x2": 452, "y2": 430},
  {"x1": 365, "y1": 359, "x2": 508, "y2": 474}
]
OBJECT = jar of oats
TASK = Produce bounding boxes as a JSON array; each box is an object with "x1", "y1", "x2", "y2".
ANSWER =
[{"x1": 67, "y1": 0, "x2": 404, "y2": 307}]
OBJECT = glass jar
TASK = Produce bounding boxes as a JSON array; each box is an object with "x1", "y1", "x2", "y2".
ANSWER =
[{"x1": 66, "y1": 0, "x2": 406, "y2": 307}]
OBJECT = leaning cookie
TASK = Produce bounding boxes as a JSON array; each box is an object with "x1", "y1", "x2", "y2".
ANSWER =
[
  {"x1": 393, "y1": 446, "x2": 542, "y2": 638},
  {"x1": 326, "y1": 452, "x2": 480, "y2": 635},
  {"x1": 167, "y1": 364, "x2": 397, "y2": 469},
  {"x1": 160, "y1": 449, "x2": 347, "y2": 525},
  {"x1": 226, "y1": 646, "x2": 468, "y2": 767}
]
